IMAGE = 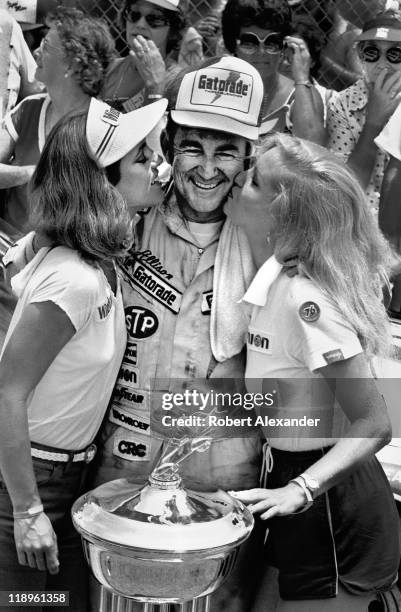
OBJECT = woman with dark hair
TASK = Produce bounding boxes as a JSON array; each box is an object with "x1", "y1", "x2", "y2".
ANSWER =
[
  {"x1": 0, "y1": 110, "x2": 132, "y2": 611},
  {"x1": 102, "y1": 0, "x2": 202, "y2": 112},
  {"x1": 225, "y1": 132, "x2": 400, "y2": 611},
  {"x1": 0, "y1": 6, "x2": 115, "y2": 234},
  {"x1": 222, "y1": 0, "x2": 326, "y2": 143}
]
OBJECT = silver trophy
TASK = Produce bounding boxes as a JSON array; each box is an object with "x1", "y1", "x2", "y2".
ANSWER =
[{"x1": 72, "y1": 437, "x2": 254, "y2": 611}]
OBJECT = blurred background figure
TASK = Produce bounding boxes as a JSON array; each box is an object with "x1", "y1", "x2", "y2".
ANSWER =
[
  {"x1": 221, "y1": 0, "x2": 326, "y2": 143},
  {"x1": 327, "y1": 9, "x2": 401, "y2": 214},
  {"x1": 101, "y1": 0, "x2": 203, "y2": 112}
]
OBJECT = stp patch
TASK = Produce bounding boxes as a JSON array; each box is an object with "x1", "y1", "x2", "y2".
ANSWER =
[{"x1": 299, "y1": 301, "x2": 320, "y2": 323}]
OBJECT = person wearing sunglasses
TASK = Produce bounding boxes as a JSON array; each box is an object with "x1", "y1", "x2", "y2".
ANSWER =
[
  {"x1": 327, "y1": 9, "x2": 401, "y2": 216},
  {"x1": 101, "y1": 0, "x2": 203, "y2": 113},
  {"x1": 221, "y1": 0, "x2": 326, "y2": 144}
]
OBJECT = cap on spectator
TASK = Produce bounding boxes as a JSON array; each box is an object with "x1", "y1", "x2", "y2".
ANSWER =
[
  {"x1": 357, "y1": 10, "x2": 401, "y2": 42},
  {"x1": 0, "y1": 0, "x2": 56, "y2": 30},
  {"x1": 171, "y1": 56, "x2": 264, "y2": 140},
  {"x1": 86, "y1": 98, "x2": 168, "y2": 168},
  {"x1": 147, "y1": 0, "x2": 179, "y2": 11}
]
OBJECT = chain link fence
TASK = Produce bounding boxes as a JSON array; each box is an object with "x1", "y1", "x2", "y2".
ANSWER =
[{"x1": 69, "y1": 0, "x2": 395, "y2": 89}]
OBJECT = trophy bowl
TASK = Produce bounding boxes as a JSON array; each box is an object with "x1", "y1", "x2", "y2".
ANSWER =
[{"x1": 72, "y1": 469, "x2": 254, "y2": 606}]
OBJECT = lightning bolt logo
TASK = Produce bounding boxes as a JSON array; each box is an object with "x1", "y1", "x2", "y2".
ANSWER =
[{"x1": 210, "y1": 71, "x2": 241, "y2": 104}]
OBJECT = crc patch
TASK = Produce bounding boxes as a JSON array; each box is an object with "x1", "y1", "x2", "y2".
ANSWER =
[
  {"x1": 124, "y1": 342, "x2": 138, "y2": 366},
  {"x1": 201, "y1": 290, "x2": 213, "y2": 315},
  {"x1": 247, "y1": 327, "x2": 272, "y2": 354},
  {"x1": 112, "y1": 385, "x2": 149, "y2": 412},
  {"x1": 299, "y1": 301, "x2": 320, "y2": 323},
  {"x1": 109, "y1": 405, "x2": 150, "y2": 435},
  {"x1": 125, "y1": 259, "x2": 182, "y2": 314},
  {"x1": 117, "y1": 364, "x2": 139, "y2": 389},
  {"x1": 112, "y1": 430, "x2": 150, "y2": 462},
  {"x1": 323, "y1": 349, "x2": 345, "y2": 364},
  {"x1": 125, "y1": 306, "x2": 158, "y2": 340}
]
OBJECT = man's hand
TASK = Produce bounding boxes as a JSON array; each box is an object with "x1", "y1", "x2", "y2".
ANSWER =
[
  {"x1": 14, "y1": 512, "x2": 59, "y2": 574},
  {"x1": 230, "y1": 483, "x2": 307, "y2": 519},
  {"x1": 130, "y1": 36, "x2": 166, "y2": 93}
]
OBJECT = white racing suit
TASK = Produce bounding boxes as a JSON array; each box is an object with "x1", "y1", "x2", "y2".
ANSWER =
[{"x1": 91, "y1": 198, "x2": 263, "y2": 611}]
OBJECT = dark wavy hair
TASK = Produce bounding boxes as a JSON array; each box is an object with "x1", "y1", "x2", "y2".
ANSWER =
[
  {"x1": 48, "y1": 6, "x2": 116, "y2": 97},
  {"x1": 30, "y1": 111, "x2": 133, "y2": 262},
  {"x1": 222, "y1": 0, "x2": 292, "y2": 54},
  {"x1": 119, "y1": 0, "x2": 186, "y2": 55}
]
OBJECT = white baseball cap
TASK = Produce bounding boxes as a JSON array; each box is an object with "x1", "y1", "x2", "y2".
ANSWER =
[
  {"x1": 86, "y1": 97, "x2": 168, "y2": 168},
  {"x1": 171, "y1": 56, "x2": 264, "y2": 141},
  {"x1": 148, "y1": 0, "x2": 179, "y2": 11}
]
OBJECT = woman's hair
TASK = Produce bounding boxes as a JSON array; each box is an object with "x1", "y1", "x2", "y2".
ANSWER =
[
  {"x1": 30, "y1": 111, "x2": 133, "y2": 262},
  {"x1": 119, "y1": 0, "x2": 186, "y2": 55},
  {"x1": 47, "y1": 7, "x2": 116, "y2": 97},
  {"x1": 289, "y1": 15, "x2": 326, "y2": 78},
  {"x1": 259, "y1": 133, "x2": 394, "y2": 357},
  {"x1": 222, "y1": 0, "x2": 292, "y2": 54}
]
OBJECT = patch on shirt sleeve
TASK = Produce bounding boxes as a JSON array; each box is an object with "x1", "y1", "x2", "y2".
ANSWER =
[
  {"x1": 299, "y1": 301, "x2": 320, "y2": 323},
  {"x1": 323, "y1": 349, "x2": 344, "y2": 364},
  {"x1": 247, "y1": 327, "x2": 272, "y2": 354}
]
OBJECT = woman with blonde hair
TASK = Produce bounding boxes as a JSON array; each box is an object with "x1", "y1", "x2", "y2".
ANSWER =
[{"x1": 225, "y1": 132, "x2": 400, "y2": 610}]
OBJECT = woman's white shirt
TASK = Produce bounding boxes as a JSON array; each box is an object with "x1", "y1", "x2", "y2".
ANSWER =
[{"x1": 1, "y1": 246, "x2": 126, "y2": 449}]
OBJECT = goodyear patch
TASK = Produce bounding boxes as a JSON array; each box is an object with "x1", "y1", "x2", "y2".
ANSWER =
[
  {"x1": 117, "y1": 364, "x2": 139, "y2": 389},
  {"x1": 125, "y1": 259, "x2": 182, "y2": 314},
  {"x1": 112, "y1": 385, "x2": 149, "y2": 413},
  {"x1": 125, "y1": 306, "x2": 158, "y2": 340},
  {"x1": 201, "y1": 290, "x2": 213, "y2": 315},
  {"x1": 299, "y1": 301, "x2": 320, "y2": 323},
  {"x1": 323, "y1": 349, "x2": 345, "y2": 365},
  {"x1": 247, "y1": 327, "x2": 272, "y2": 354},
  {"x1": 112, "y1": 430, "x2": 150, "y2": 462},
  {"x1": 109, "y1": 405, "x2": 150, "y2": 435}
]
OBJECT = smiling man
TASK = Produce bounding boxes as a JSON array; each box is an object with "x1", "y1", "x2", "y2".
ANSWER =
[{"x1": 91, "y1": 57, "x2": 264, "y2": 611}]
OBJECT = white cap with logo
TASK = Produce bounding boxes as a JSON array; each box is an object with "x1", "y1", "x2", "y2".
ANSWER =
[
  {"x1": 86, "y1": 97, "x2": 168, "y2": 168},
  {"x1": 171, "y1": 56, "x2": 264, "y2": 141}
]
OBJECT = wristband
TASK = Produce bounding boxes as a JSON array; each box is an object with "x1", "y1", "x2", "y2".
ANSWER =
[
  {"x1": 147, "y1": 93, "x2": 163, "y2": 99},
  {"x1": 288, "y1": 477, "x2": 313, "y2": 512},
  {"x1": 294, "y1": 80, "x2": 312, "y2": 88},
  {"x1": 13, "y1": 504, "x2": 44, "y2": 519}
]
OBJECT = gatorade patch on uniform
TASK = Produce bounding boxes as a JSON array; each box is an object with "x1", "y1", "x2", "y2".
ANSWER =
[
  {"x1": 299, "y1": 301, "x2": 320, "y2": 323},
  {"x1": 127, "y1": 259, "x2": 182, "y2": 314},
  {"x1": 201, "y1": 290, "x2": 213, "y2": 314},
  {"x1": 112, "y1": 430, "x2": 150, "y2": 462},
  {"x1": 109, "y1": 405, "x2": 150, "y2": 435},
  {"x1": 247, "y1": 327, "x2": 272, "y2": 354},
  {"x1": 323, "y1": 349, "x2": 344, "y2": 364}
]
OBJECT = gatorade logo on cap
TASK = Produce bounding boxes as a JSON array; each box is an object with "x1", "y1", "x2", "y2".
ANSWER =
[{"x1": 192, "y1": 69, "x2": 253, "y2": 114}]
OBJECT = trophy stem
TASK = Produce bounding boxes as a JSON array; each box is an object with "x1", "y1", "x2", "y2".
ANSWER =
[{"x1": 99, "y1": 589, "x2": 211, "y2": 612}]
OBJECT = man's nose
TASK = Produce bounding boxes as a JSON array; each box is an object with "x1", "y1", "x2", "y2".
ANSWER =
[{"x1": 199, "y1": 156, "x2": 218, "y2": 178}]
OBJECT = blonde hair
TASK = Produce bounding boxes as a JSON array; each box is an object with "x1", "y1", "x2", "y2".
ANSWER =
[{"x1": 259, "y1": 133, "x2": 394, "y2": 357}]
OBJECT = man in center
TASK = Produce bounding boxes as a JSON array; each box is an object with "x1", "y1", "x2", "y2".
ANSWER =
[{"x1": 91, "y1": 56, "x2": 265, "y2": 611}]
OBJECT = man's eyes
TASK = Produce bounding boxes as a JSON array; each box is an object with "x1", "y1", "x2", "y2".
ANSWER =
[{"x1": 177, "y1": 148, "x2": 238, "y2": 160}]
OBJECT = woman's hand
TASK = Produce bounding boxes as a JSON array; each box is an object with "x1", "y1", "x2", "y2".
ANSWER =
[
  {"x1": 14, "y1": 512, "x2": 59, "y2": 574},
  {"x1": 284, "y1": 35, "x2": 312, "y2": 83},
  {"x1": 130, "y1": 35, "x2": 166, "y2": 93},
  {"x1": 366, "y1": 69, "x2": 401, "y2": 130},
  {"x1": 231, "y1": 483, "x2": 307, "y2": 519},
  {"x1": 195, "y1": 15, "x2": 220, "y2": 39}
]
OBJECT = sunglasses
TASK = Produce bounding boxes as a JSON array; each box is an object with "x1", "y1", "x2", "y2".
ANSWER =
[
  {"x1": 359, "y1": 44, "x2": 401, "y2": 64},
  {"x1": 123, "y1": 7, "x2": 169, "y2": 28},
  {"x1": 237, "y1": 32, "x2": 284, "y2": 55}
]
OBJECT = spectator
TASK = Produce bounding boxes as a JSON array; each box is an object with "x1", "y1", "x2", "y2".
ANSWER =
[
  {"x1": 226, "y1": 131, "x2": 400, "y2": 612},
  {"x1": 102, "y1": 0, "x2": 203, "y2": 112},
  {"x1": 327, "y1": 9, "x2": 401, "y2": 214},
  {"x1": 222, "y1": 0, "x2": 326, "y2": 143}
]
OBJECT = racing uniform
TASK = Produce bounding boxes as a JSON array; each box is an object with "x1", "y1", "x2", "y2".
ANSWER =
[{"x1": 91, "y1": 196, "x2": 263, "y2": 612}]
